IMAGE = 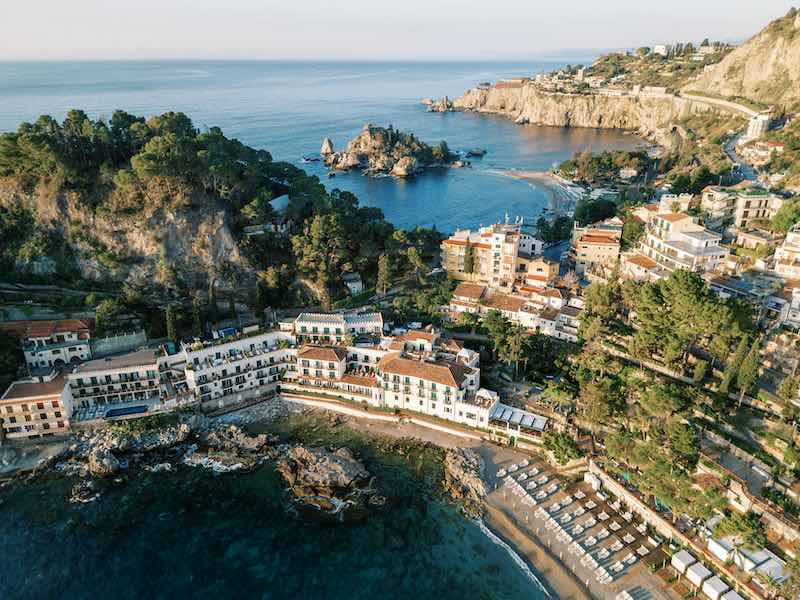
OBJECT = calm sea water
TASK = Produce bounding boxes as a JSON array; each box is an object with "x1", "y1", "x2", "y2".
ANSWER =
[
  {"x1": 0, "y1": 60, "x2": 639, "y2": 231},
  {"x1": 0, "y1": 415, "x2": 551, "y2": 600}
]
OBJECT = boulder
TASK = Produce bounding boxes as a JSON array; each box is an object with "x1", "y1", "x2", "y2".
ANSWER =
[
  {"x1": 391, "y1": 156, "x2": 418, "y2": 177},
  {"x1": 320, "y1": 137, "x2": 334, "y2": 156},
  {"x1": 277, "y1": 446, "x2": 369, "y2": 492},
  {"x1": 87, "y1": 448, "x2": 120, "y2": 477}
]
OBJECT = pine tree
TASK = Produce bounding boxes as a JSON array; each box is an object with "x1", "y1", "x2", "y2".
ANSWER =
[
  {"x1": 720, "y1": 336, "x2": 749, "y2": 395},
  {"x1": 165, "y1": 305, "x2": 177, "y2": 342},
  {"x1": 192, "y1": 296, "x2": 203, "y2": 338},
  {"x1": 377, "y1": 253, "x2": 391, "y2": 295},
  {"x1": 736, "y1": 339, "x2": 761, "y2": 405}
]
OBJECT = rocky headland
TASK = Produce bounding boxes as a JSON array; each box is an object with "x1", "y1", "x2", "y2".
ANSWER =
[
  {"x1": 431, "y1": 85, "x2": 727, "y2": 146},
  {"x1": 321, "y1": 123, "x2": 466, "y2": 177}
]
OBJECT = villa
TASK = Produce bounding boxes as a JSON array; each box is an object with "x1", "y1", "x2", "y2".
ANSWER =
[
  {"x1": 0, "y1": 318, "x2": 91, "y2": 370},
  {"x1": 0, "y1": 370, "x2": 73, "y2": 441},
  {"x1": 569, "y1": 217, "x2": 623, "y2": 276}
]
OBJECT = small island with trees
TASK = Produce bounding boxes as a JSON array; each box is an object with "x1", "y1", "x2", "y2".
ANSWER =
[{"x1": 321, "y1": 123, "x2": 465, "y2": 177}]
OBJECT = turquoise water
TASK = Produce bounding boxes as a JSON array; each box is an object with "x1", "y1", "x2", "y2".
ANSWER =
[
  {"x1": 0, "y1": 60, "x2": 638, "y2": 231},
  {"x1": 0, "y1": 417, "x2": 550, "y2": 600}
]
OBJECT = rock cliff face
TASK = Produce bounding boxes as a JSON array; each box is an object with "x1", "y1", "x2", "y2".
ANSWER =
[
  {"x1": 685, "y1": 9, "x2": 800, "y2": 107},
  {"x1": 451, "y1": 86, "x2": 721, "y2": 145},
  {"x1": 0, "y1": 179, "x2": 247, "y2": 291},
  {"x1": 324, "y1": 123, "x2": 461, "y2": 177}
]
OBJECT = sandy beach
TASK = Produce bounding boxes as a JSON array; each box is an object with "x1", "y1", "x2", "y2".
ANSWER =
[{"x1": 503, "y1": 170, "x2": 581, "y2": 217}]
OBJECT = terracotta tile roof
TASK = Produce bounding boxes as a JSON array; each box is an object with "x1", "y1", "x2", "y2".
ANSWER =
[
  {"x1": 377, "y1": 353, "x2": 471, "y2": 388},
  {"x1": 577, "y1": 234, "x2": 620, "y2": 246},
  {"x1": 541, "y1": 289, "x2": 563, "y2": 299},
  {"x1": 400, "y1": 330, "x2": 436, "y2": 343},
  {"x1": 442, "y1": 239, "x2": 468, "y2": 246},
  {"x1": 341, "y1": 374, "x2": 379, "y2": 388},
  {"x1": 0, "y1": 319, "x2": 90, "y2": 340},
  {"x1": 453, "y1": 283, "x2": 486, "y2": 301},
  {"x1": 297, "y1": 345, "x2": 347, "y2": 362},
  {"x1": 657, "y1": 213, "x2": 691, "y2": 223},
  {"x1": 438, "y1": 338, "x2": 464, "y2": 352},
  {"x1": 450, "y1": 299, "x2": 478, "y2": 309},
  {"x1": 624, "y1": 253, "x2": 658, "y2": 269},
  {"x1": 483, "y1": 292, "x2": 527, "y2": 313},
  {"x1": 1, "y1": 372, "x2": 67, "y2": 401}
]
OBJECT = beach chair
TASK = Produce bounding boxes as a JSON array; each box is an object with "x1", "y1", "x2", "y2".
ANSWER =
[
  {"x1": 536, "y1": 490, "x2": 547, "y2": 500},
  {"x1": 609, "y1": 520, "x2": 621, "y2": 532},
  {"x1": 537, "y1": 475, "x2": 548, "y2": 484},
  {"x1": 596, "y1": 491, "x2": 608, "y2": 501},
  {"x1": 518, "y1": 472, "x2": 528, "y2": 481},
  {"x1": 546, "y1": 483, "x2": 558, "y2": 494},
  {"x1": 519, "y1": 459, "x2": 529, "y2": 468},
  {"x1": 609, "y1": 500, "x2": 621, "y2": 512},
  {"x1": 573, "y1": 507, "x2": 585, "y2": 518},
  {"x1": 508, "y1": 464, "x2": 518, "y2": 473},
  {"x1": 548, "y1": 502, "x2": 561, "y2": 514},
  {"x1": 584, "y1": 536, "x2": 597, "y2": 548},
  {"x1": 636, "y1": 545, "x2": 650, "y2": 557},
  {"x1": 597, "y1": 547, "x2": 610, "y2": 560},
  {"x1": 598, "y1": 511, "x2": 609, "y2": 521},
  {"x1": 560, "y1": 513, "x2": 572, "y2": 524},
  {"x1": 622, "y1": 533, "x2": 635, "y2": 545},
  {"x1": 529, "y1": 467, "x2": 539, "y2": 476},
  {"x1": 585, "y1": 500, "x2": 597, "y2": 510},
  {"x1": 572, "y1": 524, "x2": 584, "y2": 536},
  {"x1": 596, "y1": 528, "x2": 609, "y2": 540},
  {"x1": 497, "y1": 469, "x2": 507, "y2": 478},
  {"x1": 636, "y1": 522, "x2": 647, "y2": 535},
  {"x1": 611, "y1": 562, "x2": 624, "y2": 573},
  {"x1": 582, "y1": 516, "x2": 597, "y2": 528},
  {"x1": 625, "y1": 553, "x2": 637, "y2": 566},
  {"x1": 574, "y1": 490, "x2": 585, "y2": 500},
  {"x1": 526, "y1": 480, "x2": 537, "y2": 490},
  {"x1": 609, "y1": 540, "x2": 623, "y2": 553}
]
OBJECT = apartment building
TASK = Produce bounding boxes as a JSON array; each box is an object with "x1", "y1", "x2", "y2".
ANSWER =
[
  {"x1": 0, "y1": 371, "x2": 72, "y2": 441},
  {"x1": 774, "y1": 225, "x2": 800, "y2": 280},
  {"x1": 441, "y1": 223, "x2": 543, "y2": 289},
  {"x1": 701, "y1": 185, "x2": 784, "y2": 230},
  {"x1": 621, "y1": 213, "x2": 727, "y2": 281},
  {"x1": 294, "y1": 312, "x2": 383, "y2": 343},
  {"x1": 0, "y1": 319, "x2": 91, "y2": 370},
  {"x1": 182, "y1": 330, "x2": 297, "y2": 404},
  {"x1": 570, "y1": 217, "x2": 623, "y2": 276},
  {"x1": 68, "y1": 349, "x2": 161, "y2": 409}
]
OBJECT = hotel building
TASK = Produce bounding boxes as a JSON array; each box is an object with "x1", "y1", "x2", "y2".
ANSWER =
[
  {"x1": 774, "y1": 225, "x2": 800, "y2": 280},
  {"x1": 293, "y1": 312, "x2": 383, "y2": 344},
  {"x1": 68, "y1": 349, "x2": 161, "y2": 409},
  {"x1": 701, "y1": 185, "x2": 785, "y2": 230},
  {"x1": 0, "y1": 319, "x2": 91, "y2": 370},
  {"x1": 441, "y1": 223, "x2": 544, "y2": 290},
  {"x1": 569, "y1": 217, "x2": 623, "y2": 276},
  {"x1": 621, "y1": 213, "x2": 727, "y2": 281},
  {"x1": 0, "y1": 371, "x2": 73, "y2": 440}
]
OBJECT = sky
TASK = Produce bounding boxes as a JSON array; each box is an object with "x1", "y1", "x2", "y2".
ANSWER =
[{"x1": 0, "y1": 0, "x2": 796, "y2": 60}]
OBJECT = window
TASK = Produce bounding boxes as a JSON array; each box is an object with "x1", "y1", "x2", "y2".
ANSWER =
[
  {"x1": 54, "y1": 411, "x2": 62, "y2": 418},
  {"x1": 52, "y1": 400, "x2": 59, "y2": 408},
  {"x1": 9, "y1": 416, "x2": 16, "y2": 424},
  {"x1": 57, "y1": 421, "x2": 65, "y2": 428}
]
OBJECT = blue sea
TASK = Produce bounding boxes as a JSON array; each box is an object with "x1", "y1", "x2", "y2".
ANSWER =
[{"x1": 0, "y1": 60, "x2": 638, "y2": 231}]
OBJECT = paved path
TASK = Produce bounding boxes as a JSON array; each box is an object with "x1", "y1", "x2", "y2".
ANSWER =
[{"x1": 680, "y1": 93, "x2": 760, "y2": 119}]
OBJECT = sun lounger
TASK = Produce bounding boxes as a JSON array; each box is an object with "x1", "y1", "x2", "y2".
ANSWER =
[
  {"x1": 636, "y1": 522, "x2": 647, "y2": 535},
  {"x1": 625, "y1": 553, "x2": 637, "y2": 565},
  {"x1": 508, "y1": 464, "x2": 518, "y2": 473},
  {"x1": 597, "y1": 547, "x2": 610, "y2": 559},
  {"x1": 609, "y1": 521, "x2": 621, "y2": 532},
  {"x1": 610, "y1": 500, "x2": 621, "y2": 512},
  {"x1": 497, "y1": 469, "x2": 507, "y2": 478},
  {"x1": 526, "y1": 480, "x2": 537, "y2": 490},
  {"x1": 611, "y1": 561, "x2": 624, "y2": 573},
  {"x1": 518, "y1": 473, "x2": 528, "y2": 481},
  {"x1": 529, "y1": 467, "x2": 539, "y2": 476},
  {"x1": 598, "y1": 511, "x2": 609, "y2": 521},
  {"x1": 560, "y1": 514, "x2": 572, "y2": 524},
  {"x1": 596, "y1": 492, "x2": 608, "y2": 501},
  {"x1": 622, "y1": 511, "x2": 633, "y2": 522},
  {"x1": 519, "y1": 459, "x2": 529, "y2": 468},
  {"x1": 609, "y1": 540, "x2": 623, "y2": 553},
  {"x1": 585, "y1": 500, "x2": 597, "y2": 509},
  {"x1": 582, "y1": 516, "x2": 597, "y2": 528},
  {"x1": 572, "y1": 524, "x2": 584, "y2": 536},
  {"x1": 573, "y1": 507, "x2": 585, "y2": 518},
  {"x1": 548, "y1": 502, "x2": 560, "y2": 513},
  {"x1": 584, "y1": 536, "x2": 597, "y2": 548},
  {"x1": 596, "y1": 528, "x2": 609, "y2": 540},
  {"x1": 546, "y1": 483, "x2": 558, "y2": 494},
  {"x1": 622, "y1": 533, "x2": 635, "y2": 545},
  {"x1": 536, "y1": 490, "x2": 547, "y2": 500},
  {"x1": 537, "y1": 475, "x2": 548, "y2": 484},
  {"x1": 636, "y1": 545, "x2": 649, "y2": 557},
  {"x1": 574, "y1": 490, "x2": 586, "y2": 500}
]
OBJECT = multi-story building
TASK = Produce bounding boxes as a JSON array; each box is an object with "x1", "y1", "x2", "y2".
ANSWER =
[
  {"x1": 441, "y1": 223, "x2": 543, "y2": 290},
  {"x1": 0, "y1": 371, "x2": 73, "y2": 440},
  {"x1": 68, "y1": 349, "x2": 161, "y2": 409},
  {"x1": 570, "y1": 217, "x2": 623, "y2": 276},
  {"x1": 775, "y1": 225, "x2": 800, "y2": 280},
  {"x1": 701, "y1": 185, "x2": 784, "y2": 230},
  {"x1": 621, "y1": 213, "x2": 727, "y2": 281},
  {"x1": 0, "y1": 319, "x2": 91, "y2": 370},
  {"x1": 294, "y1": 312, "x2": 383, "y2": 344},
  {"x1": 182, "y1": 330, "x2": 297, "y2": 404}
]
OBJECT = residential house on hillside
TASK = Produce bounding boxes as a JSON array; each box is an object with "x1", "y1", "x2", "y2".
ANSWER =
[
  {"x1": 621, "y1": 212, "x2": 727, "y2": 281},
  {"x1": 570, "y1": 217, "x2": 623, "y2": 277},
  {"x1": 0, "y1": 319, "x2": 91, "y2": 370},
  {"x1": 775, "y1": 225, "x2": 800, "y2": 280},
  {"x1": 701, "y1": 185, "x2": 784, "y2": 230},
  {"x1": 0, "y1": 371, "x2": 72, "y2": 441}
]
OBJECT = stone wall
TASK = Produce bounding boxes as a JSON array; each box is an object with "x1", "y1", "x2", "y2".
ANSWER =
[{"x1": 90, "y1": 330, "x2": 147, "y2": 358}]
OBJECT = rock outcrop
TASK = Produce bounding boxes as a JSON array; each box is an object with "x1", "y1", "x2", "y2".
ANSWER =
[
  {"x1": 427, "y1": 96, "x2": 453, "y2": 113},
  {"x1": 87, "y1": 448, "x2": 120, "y2": 477},
  {"x1": 320, "y1": 137, "x2": 334, "y2": 156},
  {"x1": 442, "y1": 448, "x2": 486, "y2": 518},
  {"x1": 323, "y1": 123, "x2": 462, "y2": 177},
  {"x1": 685, "y1": 8, "x2": 800, "y2": 107},
  {"x1": 276, "y1": 446, "x2": 375, "y2": 519}
]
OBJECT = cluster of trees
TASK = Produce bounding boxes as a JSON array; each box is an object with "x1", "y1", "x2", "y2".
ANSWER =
[
  {"x1": 581, "y1": 271, "x2": 753, "y2": 375},
  {"x1": 535, "y1": 215, "x2": 572, "y2": 243},
  {"x1": 558, "y1": 150, "x2": 649, "y2": 184}
]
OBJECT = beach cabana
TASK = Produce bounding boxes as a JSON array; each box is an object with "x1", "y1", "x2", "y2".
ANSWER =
[
  {"x1": 702, "y1": 576, "x2": 730, "y2": 600},
  {"x1": 686, "y1": 563, "x2": 712, "y2": 588},
  {"x1": 671, "y1": 550, "x2": 697, "y2": 575}
]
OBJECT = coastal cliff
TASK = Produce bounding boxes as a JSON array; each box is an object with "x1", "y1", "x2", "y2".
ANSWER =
[{"x1": 449, "y1": 86, "x2": 721, "y2": 145}]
